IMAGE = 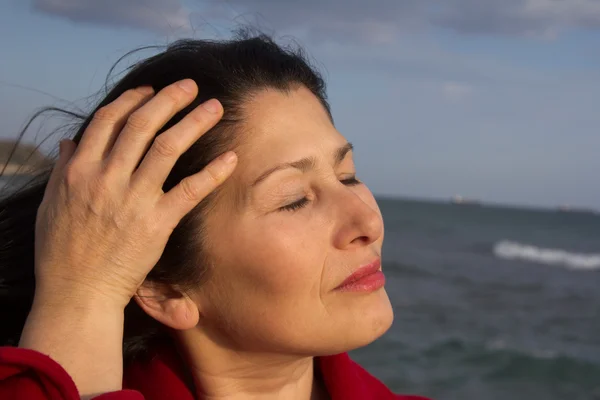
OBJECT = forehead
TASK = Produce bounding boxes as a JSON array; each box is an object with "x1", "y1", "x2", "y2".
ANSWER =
[{"x1": 235, "y1": 86, "x2": 345, "y2": 178}]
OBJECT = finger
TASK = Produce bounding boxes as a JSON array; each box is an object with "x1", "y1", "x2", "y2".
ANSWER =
[
  {"x1": 74, "y1": 87, "x2": 154, "y2": 162},
  {"x1": 107, "y1": 79, "x2": 199, "y2": 174},
  {"x1": 158, "y1": 151, "x2": 237, "y2": 223},
  {"x1": 131, "y1": 98, "x2": 223, "y2": 192},
  {"x1": 45, "y1": 139, "x2": 77, "y2": 194}
]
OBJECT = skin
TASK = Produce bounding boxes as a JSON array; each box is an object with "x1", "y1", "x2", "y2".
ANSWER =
[{"x1": 136, "y1": 86, "x2": 394, "y2": 399}]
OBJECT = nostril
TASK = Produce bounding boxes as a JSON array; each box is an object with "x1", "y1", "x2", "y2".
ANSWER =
[{"x1": 352, "y1": 235, "x2": 371, "y2": 245}]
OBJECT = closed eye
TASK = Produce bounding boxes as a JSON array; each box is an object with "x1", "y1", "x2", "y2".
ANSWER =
[
  {"x1": 278, "y1": 176, "x2": 362, "y2": 212},
  {"x1": 279, "y1": 197, "x2": 310, "y2": 212},
  {"x1": 340, "y1": 176, "x2": 361, "y2": 186}
]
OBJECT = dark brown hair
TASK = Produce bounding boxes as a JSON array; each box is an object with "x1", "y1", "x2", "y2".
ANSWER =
[{"x1": 0, "y1": 30, "x2": 330, "y2": 364}]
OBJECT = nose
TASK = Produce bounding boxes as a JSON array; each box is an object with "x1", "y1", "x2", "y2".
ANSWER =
[{"x1": 331, "y1": 187, "x2": 384, "y2": 250}]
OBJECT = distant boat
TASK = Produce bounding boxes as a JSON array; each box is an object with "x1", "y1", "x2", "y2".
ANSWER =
[
  {"x1": 450, "y1": 195, "x2": 482, "y2": 206},
  {"x1": 556, "y1": 205, "x2": 598, "y2": 215}
]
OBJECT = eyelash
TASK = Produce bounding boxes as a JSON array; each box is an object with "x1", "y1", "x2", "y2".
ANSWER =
[{"x1": 279, "y1": 176, "x2": 362, "y2": 212}]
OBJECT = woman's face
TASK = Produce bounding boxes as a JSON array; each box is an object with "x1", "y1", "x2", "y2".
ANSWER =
[{"x1": 195, "y1": 86, "x2": 393, "y2": 356}]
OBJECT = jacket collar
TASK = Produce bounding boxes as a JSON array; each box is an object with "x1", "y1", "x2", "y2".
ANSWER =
[{"x1": 123, "y1": 344, "x2": 417, "y2": 400}]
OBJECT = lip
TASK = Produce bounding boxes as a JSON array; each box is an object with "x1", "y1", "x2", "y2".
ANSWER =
[{"x1": 334, "y1": 258, "x2": 385, "y2": 292}]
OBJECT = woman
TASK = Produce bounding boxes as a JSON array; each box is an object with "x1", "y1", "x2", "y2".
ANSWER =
[{"x1": 0, "y1": 33, "x2": 431, "y2": 399}]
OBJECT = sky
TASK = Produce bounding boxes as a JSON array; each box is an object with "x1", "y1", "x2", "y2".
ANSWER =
[{"x1": 1, "y1": 0, "x2": 599, "y2": 210}]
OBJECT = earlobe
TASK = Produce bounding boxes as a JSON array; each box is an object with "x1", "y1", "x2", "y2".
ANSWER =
[{"x1": 134, "y1": 283, "x2": 200, "y2": 331}]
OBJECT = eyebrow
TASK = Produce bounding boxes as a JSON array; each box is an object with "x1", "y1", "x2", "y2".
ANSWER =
[{"x1": 251, "y1": 142, "x2": 354, "y2": 187}]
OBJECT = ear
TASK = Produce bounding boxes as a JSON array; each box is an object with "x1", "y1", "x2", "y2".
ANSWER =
[{"x1": 134, "y1": 282, "x2": 200, "y2": 331}]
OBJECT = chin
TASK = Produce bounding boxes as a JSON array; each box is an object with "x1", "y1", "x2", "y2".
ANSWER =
[
  {"x1": 322, "y1": 288, "x2": 394, "y2": 355},
  {"x1": 355, "y1": 289, "x2": 394, "y2": 345}
]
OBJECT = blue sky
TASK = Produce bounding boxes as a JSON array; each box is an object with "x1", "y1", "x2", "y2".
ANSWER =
[{"x1": 1, "y1": 0, "x2": 599, "y2": 209}]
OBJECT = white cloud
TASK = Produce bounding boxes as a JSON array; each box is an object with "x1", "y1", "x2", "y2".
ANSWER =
[{"x1": 33, "y1": 0, "x2": 192, "y2": 34}]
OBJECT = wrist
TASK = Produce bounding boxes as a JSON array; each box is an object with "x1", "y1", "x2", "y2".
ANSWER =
[
  {"x1": 29, "y1": 294, "x2": 125, "y2": 324},
  {"x1": 20, "y1": 288, "x2": 126, "y2": 396},
  {"x1": 33, "y1": 279, "x2": 130, "y2": 313}
]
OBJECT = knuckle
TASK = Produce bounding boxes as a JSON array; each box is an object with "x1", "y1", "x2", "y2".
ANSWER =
[
  {"x1": 188, "y1": 108, "x2": 209, "y2": 125},
  {"x1": 205, "y1": 164, "x2": 225, "y2": 184},
  {"x1": 93, "y1": 105, "x2": 120, "y2": 124},
  {"x1": 130, "y1": 87, "x2": 152, "y2": 99},
  {"x1": 151, "y1": 136, "x2": 179, "y2": 159},
  {"x1": 126, "y1": 111, "x2": 152, "y2": 132},
  {"x1": 104, "y1": 156, "x2": 127, "y2": 175},
  {"x1": 162, "y1": 87, "x2": 182, "y2": 108},
  {"x1": 120, "y1": 88, "x2": 144, "y2": 103},
  {"x1": 179, "y1": 177, "x2": 201, "y2": 202}
]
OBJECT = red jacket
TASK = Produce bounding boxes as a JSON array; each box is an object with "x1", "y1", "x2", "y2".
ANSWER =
[{"x1": 0, "y1": 344, "x2": 431, "y2": 399}]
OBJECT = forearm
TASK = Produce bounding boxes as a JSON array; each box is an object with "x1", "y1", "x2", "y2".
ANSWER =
[{"x1": 19, "y1": 291, "x2": 125, "y2": 398}]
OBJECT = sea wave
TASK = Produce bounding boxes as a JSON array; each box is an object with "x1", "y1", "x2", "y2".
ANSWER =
[
  {"x1": 493, "y1": 240, "x2": 600, "y2": 270},
  {"x1": 422, "y1": 338, "x2": 560, "y2": 362},
  {"x1": 421, "y1": 338, "x2": 600, "y2": 383}
]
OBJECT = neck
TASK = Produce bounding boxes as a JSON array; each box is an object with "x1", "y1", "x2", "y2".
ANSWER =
[{"x1": 175, "y1": 335, "x2": 329, "y2": 400}]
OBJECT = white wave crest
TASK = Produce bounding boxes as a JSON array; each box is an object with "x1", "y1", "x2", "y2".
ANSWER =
[{"x1": 493, "y1": 240, "x2": 600, "y2": 270}]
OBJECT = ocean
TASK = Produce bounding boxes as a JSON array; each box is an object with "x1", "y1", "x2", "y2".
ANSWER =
[{"x1": 351, "y1": 197, "x2": 600, "y2": 400}]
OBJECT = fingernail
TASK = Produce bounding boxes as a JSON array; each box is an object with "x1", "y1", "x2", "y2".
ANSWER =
[
  {"x1": 202, "y1": 99, "x2": 222, "y2": 114},
  {"x1": 178, "y1": 79, "x2": 196, "y2": 93},
  {"x1": 221, "y1": 151, "x2": 237, "y2": 164}
]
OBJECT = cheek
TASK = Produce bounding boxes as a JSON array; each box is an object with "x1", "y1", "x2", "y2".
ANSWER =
[{"x1": 218, "y1": 217, "x2": 327, "y2": 298}]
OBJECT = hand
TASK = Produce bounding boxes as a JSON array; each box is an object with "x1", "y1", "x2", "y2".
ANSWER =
[{"x1": 34, "y1": 79, "x2": 237, "y2": 309}]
